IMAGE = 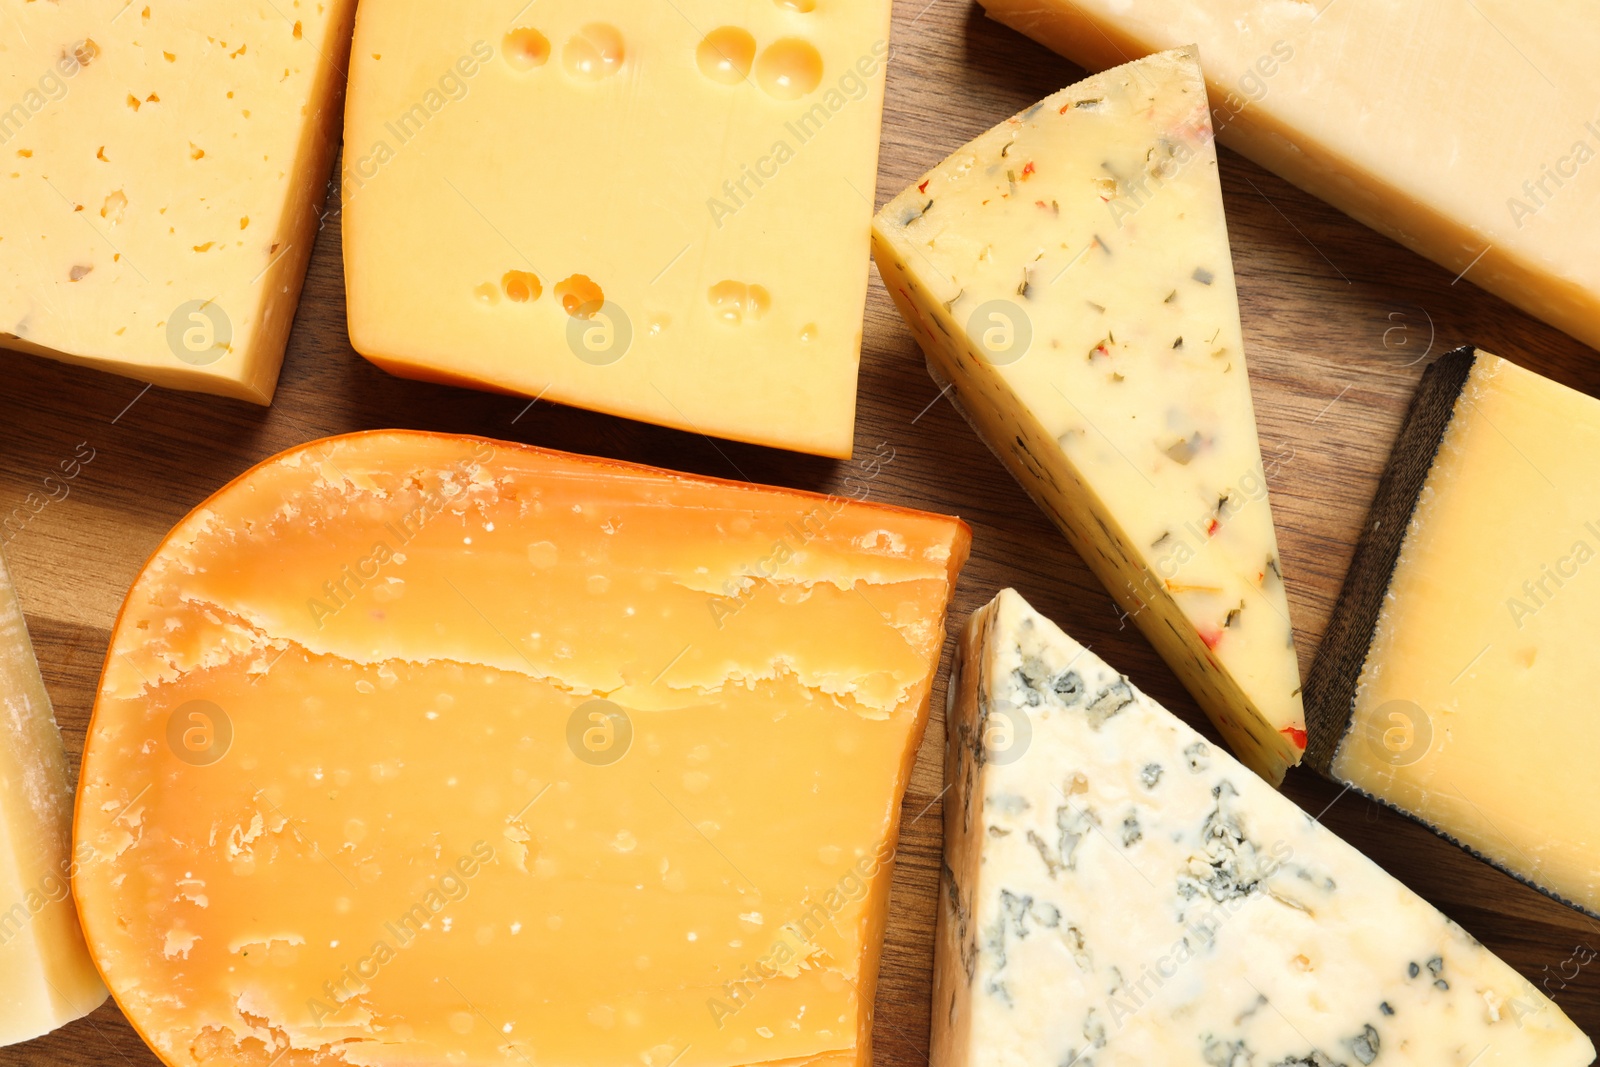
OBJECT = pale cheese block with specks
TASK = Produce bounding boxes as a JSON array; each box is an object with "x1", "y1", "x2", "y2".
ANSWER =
[{"x1": 0, "y1": 0, "x2": 356, "y2": 402}]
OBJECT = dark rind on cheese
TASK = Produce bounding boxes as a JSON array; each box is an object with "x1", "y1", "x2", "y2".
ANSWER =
[{"x1": 1303, "y1": 345, "x2": 1478, "y2": 772}]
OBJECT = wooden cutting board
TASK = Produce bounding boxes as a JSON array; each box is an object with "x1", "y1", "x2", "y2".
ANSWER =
[{"x1": 4, "y1": 3, "x2": 1598, "y2": 1062}]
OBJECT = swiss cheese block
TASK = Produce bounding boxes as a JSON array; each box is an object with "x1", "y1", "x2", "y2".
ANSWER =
[
  {"x1": 74, "y1": 431, "x2": 971, "y2": 1067},
  {"x1": 342, "y1": 1, "x2": 892, "y2": 458},
  {"x1": 939, "y1": 588, "x2": 1596, "y2": 1066},
  {"x1": 873, "y1": 49, "x2": 1305, "y2": 784},
  {"x1": 976, "y1": 0, "x2": 1600, "y2": 353},
  {"x1": 0, "y1": 1, "x2": 356, "y2": 402},
  {"x1": 0, "y1": 543, "x2": 108, "y2": 1045},
  {"x1": 1307, "y1": 348, "x2": 1600, "y2": 917}
]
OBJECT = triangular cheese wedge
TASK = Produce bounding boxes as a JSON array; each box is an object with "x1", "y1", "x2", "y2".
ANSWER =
[
  {"x1": 937, "y1": 588, "x2": 1595, "y2": 1065},
  {"x1": 74, "y1": 432, "x2": 970, "y2": 1067},
  {"x1": 873, "y1": 48, "x2": 1303, "y2": 782}
]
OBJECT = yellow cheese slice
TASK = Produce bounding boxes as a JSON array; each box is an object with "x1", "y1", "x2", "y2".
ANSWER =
[
  {"x1": 342, "y1": 0, "x2": 893, "y2": 458},
  {"x1": 872, "y1": 49, "x2": 1305, "y2": 784},
  {"x1": 0, "y1": 1, "x2": 356, "y2": 403},
  {"x1": 0, "y1": 543, "x2": 108, "y2": 1045},
  {"x1": 74, "y1": 431, "x2": 971, "y2": 1066},
  {"x1": 976, "y1": 0, "x2": 1600, "y2": 353},
  {"x1": 1308, "y1": 347, "x2": 1600, "y2": 917}
]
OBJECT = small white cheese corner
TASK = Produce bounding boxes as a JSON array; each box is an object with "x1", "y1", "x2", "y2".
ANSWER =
[{"x1": 0, "y1": 545, "x2": 108, "y2": 1045}]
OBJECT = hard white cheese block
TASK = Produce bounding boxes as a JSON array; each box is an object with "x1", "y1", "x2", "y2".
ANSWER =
[
  {"x1": 874, "y1": 49, "x2": 1305, "y2": 783},
  {"x1": 0, "y1": 545, "x2": 107, "y2": 1045},
  {"x1": 975, "y1": 0, "x2": 1600, "y2": 354},
  {"x1": 0, "y1": 0, "x2": 356, "y2": 402},
  {"x1": 936, "y1": 588, "x2": 1596, "y2": 1067},
  {"x1": 344, "y1": 0, "x2": 892, "y2": 458}
]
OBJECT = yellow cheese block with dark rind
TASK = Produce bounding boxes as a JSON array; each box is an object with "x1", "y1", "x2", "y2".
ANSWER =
[
  {"x1": 1309, "y1": 347, "x2": 1600, "y2": 919},
  {"x1": 342, "y1": 0, "x2": 894, "y2": 458},
  {"x1": 975, "y1": 0, "x2": 1600, "y2": 355},
  {"x1": 74, "y1": 430, "x2": 971, "y2": 1067},
  {"x1": 872, "y1": 48, "x2": 1304, "y2": 784},
  {"x1": 0, "y1": 0, "x2": 356, "y2": 403}
]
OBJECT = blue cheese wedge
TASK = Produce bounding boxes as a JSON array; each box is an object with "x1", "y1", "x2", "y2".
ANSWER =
[
  {"x1": 874, "y1": 49, "x2": 1304, "y2": 783},
  {"x1": 935, "y1": 588, "x2": 1596, "y2": 1067}
]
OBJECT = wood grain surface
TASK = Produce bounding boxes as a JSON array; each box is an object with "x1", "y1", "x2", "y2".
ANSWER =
[{"x1": 5, "y1": 3, "x2": 1600, "y2": 1062}]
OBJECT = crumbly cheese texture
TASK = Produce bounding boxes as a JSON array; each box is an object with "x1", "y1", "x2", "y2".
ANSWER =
[
  {"x1": 873, "y1": 49, "x2": 1304, "y2": 784},
  {"x1": 937, "y1": 588, "x2": 1595, "y2": 1067},
  {"x1": 977, "y1": 0, "x2": 1600, "y2": 354},
  {"x1": 1335, "y1": 353, "x2": 1600, "y2": 915},
  {"x1": 0, "y1": 1, "x2": 355, "y2": 403},
  {"x1": 342, "y1": 1, "x2": 892, "y2": 459},
  {"x1": 74, "y1": 431, "x2": 970, "y2": 1067},
  {"x1": 0, "y1": 545, "x2": 108, "y2": 1046}
]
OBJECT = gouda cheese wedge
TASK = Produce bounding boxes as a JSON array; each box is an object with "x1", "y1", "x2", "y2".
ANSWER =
[{"x1": 74, "y1": 431, "x2": 971, "y2": 1066}]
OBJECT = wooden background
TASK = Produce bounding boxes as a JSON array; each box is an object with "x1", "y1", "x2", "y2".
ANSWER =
[{"x1": 5, "y1": 2, "x2": 1600, "y2": 1062}]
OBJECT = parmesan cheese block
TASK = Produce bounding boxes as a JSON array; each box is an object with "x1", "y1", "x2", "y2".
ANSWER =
[
  {"x1": 1307, "y1": 347, "x2": 1600, "y2": 917},
  {"x1": 873, "y1": 49, "x2": 1305, "y2": 784},
  {"x1": 0, "y1": 0, "x2": 356, "y2": 402},
  {"x1": 976, "y1": 0, "x2": 1600, "y2": 353},
  {"x1": 0, "y1": 543, "x2": 108, "y2": 1045},
  {"x1": 74, "y1": 431, "x2": 970, "y2": 1067},
  {"x1": 939, "y1": 588, "x2": 1596, "y2": 1066},
  {"x1": 343, "y1": 0, "x2": 893, "y2": 458}
]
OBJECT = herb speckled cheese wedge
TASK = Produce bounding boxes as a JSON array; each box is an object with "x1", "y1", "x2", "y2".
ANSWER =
[
  {"x1": 936, "y1": 588, "x2": 1596, "y2": 1067},
  {"x1": 873, "y1": 48, "x2": 1304, "y2": 784}
]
